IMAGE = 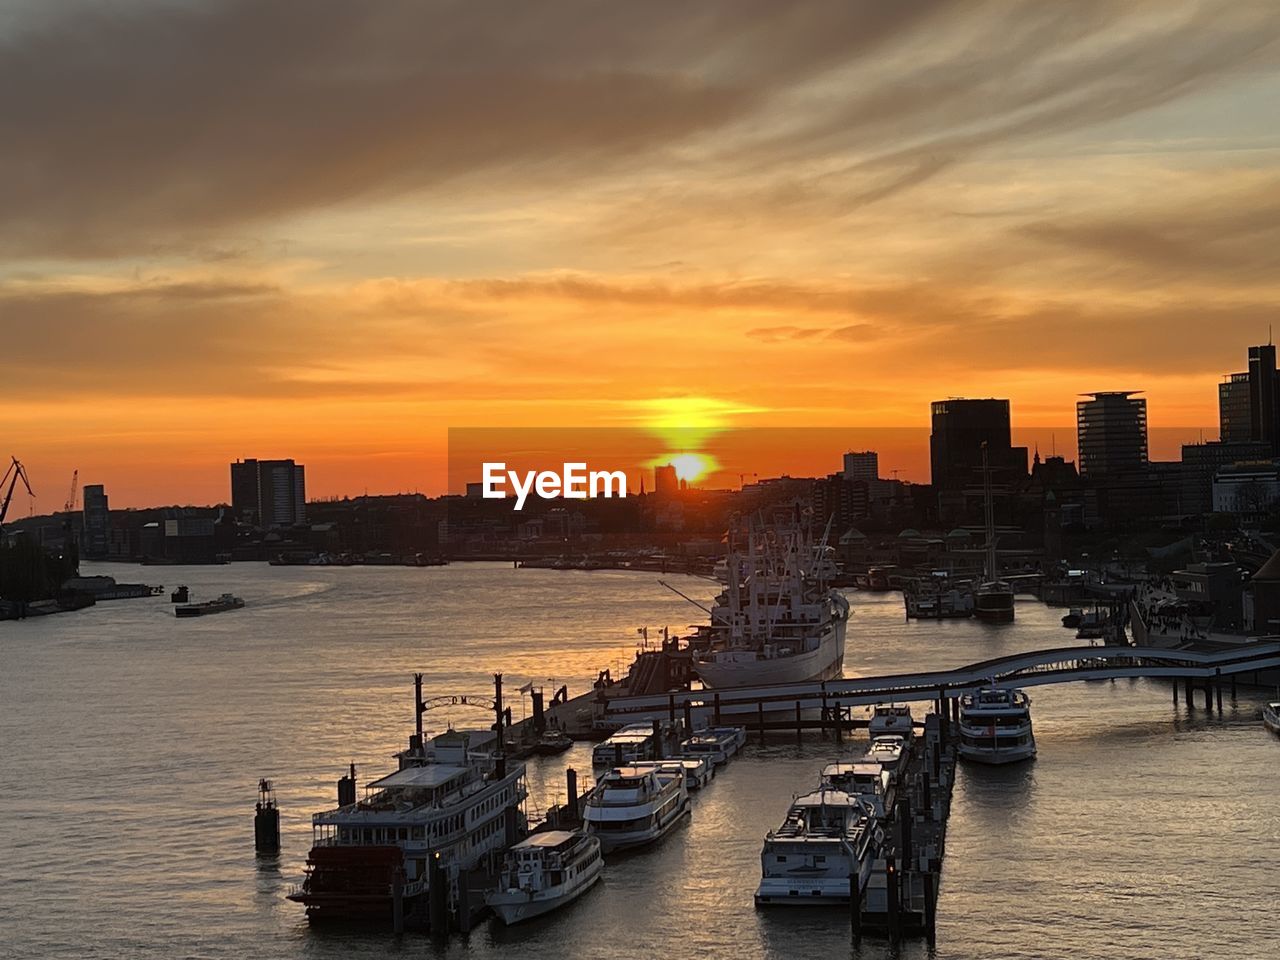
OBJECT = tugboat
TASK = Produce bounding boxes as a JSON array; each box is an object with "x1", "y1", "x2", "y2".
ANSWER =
[
  {"x1": 485, "y1": 830, "x2": 603, "y2": 925},
  {"x1": 174, "y1": 592, "x2": 244, "y2": 617}
]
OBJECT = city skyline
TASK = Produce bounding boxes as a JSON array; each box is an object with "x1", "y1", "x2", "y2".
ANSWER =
[{"x1": 5, "y1": 2, "x2": 1280, "y2": 506}]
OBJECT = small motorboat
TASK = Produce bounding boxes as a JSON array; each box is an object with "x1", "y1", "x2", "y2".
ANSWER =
[
  {"x1": 532, "y1": 730, "x2": 574, "y2": 756},
  {"x1": 1264, "y1": 701, "x2": 1280, "y2": 735}
]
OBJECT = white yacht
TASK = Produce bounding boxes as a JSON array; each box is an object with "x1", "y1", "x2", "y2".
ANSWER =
[
  {"x1": 689, "y1": 518, "x2": 850, "y2": 688},
  {"x1": 868, "y1": 704, "x2": 914, "y2": 743},
  {"x1": 820, "y1": 758, "x2": 894, "y2": 817},
  {"x1": 904, "y1": 575, "x2": 974, "y2": 619},
  {"x1": 583, "y1": 765, "x2": 689, "y2": 853},
  {"x1": 755, "y1": 787, "x2": 880, "y2": 905},
  {"x1": 289, "y1": 728, "x2": 527, "y2": 922},
  {"x1": 958, "y1": 687, "x2": 1037, "y2": 764},
  {"x1": 626, "y1": 758, "x2": 713, "y2": 791},
  {"x1": 592, "y1": 722, "x2": 667, "y2": 769},
  {"x1": 679, "y1": 727, "x2": 743, "y2": 766},
  {"x1": 485, "y1": 831, "x2": 603, "y2": 925},
  {"x1": 1263, "y1": 701, "x2": 1280, "y2": 735},
  {"x1": 865, "y1": 735, "x2": 907, "y2": 773}
]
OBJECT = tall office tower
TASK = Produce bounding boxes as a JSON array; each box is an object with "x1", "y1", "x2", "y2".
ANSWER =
[
  {"x1": 1076, "y1": 392, "x2": 1148, "y2": 477},
  {"x1": 230, "y1": 458, "x2": 306, "y2": 526},
  {"x1": 929, "y1": 398, "x2": 1028, "y2": 489},
  {"x1": 82, "y1": 484, "x2": 109, "y2": 559}
]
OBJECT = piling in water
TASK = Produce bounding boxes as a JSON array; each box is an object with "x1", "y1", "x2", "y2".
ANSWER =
[{"x1": 254, "y1": 778, "x2": 280, "y2": 854}]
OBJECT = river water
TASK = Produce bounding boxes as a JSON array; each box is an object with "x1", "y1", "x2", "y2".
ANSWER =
[{"x1": 2, "y1": 562, "x2": 1277, "y2": 959}]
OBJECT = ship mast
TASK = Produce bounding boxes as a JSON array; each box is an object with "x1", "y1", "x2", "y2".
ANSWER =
[{"x1": 982, "y1": 442, "x2": 997, "y2": 582}]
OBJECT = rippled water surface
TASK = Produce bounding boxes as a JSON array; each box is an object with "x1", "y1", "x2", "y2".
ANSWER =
[{"x1": 3, "y1": 562, "x2": 1278, "y2": 959}]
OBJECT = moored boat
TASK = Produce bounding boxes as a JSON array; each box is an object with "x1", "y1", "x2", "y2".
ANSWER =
[
  {"x1": 868, "y1": 704, "x2": 913, "y2": 743},
  {"x1": 958, "y1": 687, "x2": 1036, "y2": 764},
  {"x1": 754, "y1": 787, "x2": 879, "y2": 905},
  {"x1": 1264, "y1": 701, "x2": 1280, "y2": 734},
  {"x1": 583, "y1": 765, "x2": 689, "y2": 853},
  {"x1": 485, "y1": 830, "x2": 602, "y2": 925},
  {"x1": 288, "y1": 728, "x2": 528, "y2": 924}
]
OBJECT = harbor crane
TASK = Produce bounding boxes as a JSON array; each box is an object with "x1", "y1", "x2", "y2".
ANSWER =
[
  {"x1": 0, "y1": 456, "x2": 35, "y2": 532},
  {"x1": 64, "y1": 469, "x2": 79, "y2": 514}
]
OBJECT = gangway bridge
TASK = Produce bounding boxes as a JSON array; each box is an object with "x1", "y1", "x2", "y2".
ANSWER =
[{"x1": 595, "y1": 641, "x2": 1280, "y2": 729}]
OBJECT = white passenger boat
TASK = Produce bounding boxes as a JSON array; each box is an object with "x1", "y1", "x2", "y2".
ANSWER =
[
  {"x1": 868, "y1": 704, "x2": 913, "y2": 743},
  {"x1": 958, "y1": 687, "x2": 1037, "y2": 764},
  {"x1": 1263, "y1": 701, "x2": 1280, "y2": 735},
  {"x1": 583, "y1": 765, "x2": 689, "y2": 853},
  {"x1": 820, "y1": 759, "x2": 893, "y2": 816},
  {"x1": 485, "y1": 831, "x2": 603, "y2": 925},
  {"x1": 592, "y1": 722, "x2": 666, "y2": 769},
  {"x1": 668, "y1": 756, "x2": 714, "y2": 790},
  {"x1": 680, "y1": 726, "x2": 743, "y2": 766},
  {"x1": 289, "y1": 728, "x2": 527, "y2": 922},
  {"x1": 754, "y1": 787, "x2": 879, "y2": 905},
  {"x1": 689, "y1": 518, "x2": 850, "y2": 688}
]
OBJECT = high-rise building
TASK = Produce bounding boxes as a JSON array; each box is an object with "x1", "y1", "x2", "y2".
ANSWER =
[
  {"x1": 1219, "y1": 372, "x2": 1253, "y2": 442},
  {"x1": 842, "y1": 451, "x2": 879, "y2": 483},
  {"x1": 1076, "y1": 392, "x2": 1147, "y2": 477},
  {"x1": 82, "y1": 484, "x2": 109, "y2": 559},
  {"x1": 1217, "y1": 344, "x2": 1280, "y2": 450},
  {"x1": 653, "y1": 464, "x2": 678, "y2": 497},
  {"x1": 230, "y1": 458, "x2": 306, "y2": 527},
  {"x1": 929, "y1": 399, "x2": 1028, "y2": 489}
]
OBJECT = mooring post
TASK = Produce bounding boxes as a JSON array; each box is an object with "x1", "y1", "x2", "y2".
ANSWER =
[
  {"x1": 565, "y1": 768, "x2": 579, "y2": 822},
  {"x1": 414, "y1": 672, "x2": 424, "y2": 739},
  {"x1": 457, "y1": 875, "x2": 471, "y2": 934},
  {"x1": 683, "y1": 699, "x2": 693, "y2": 735},
  {"x1": 1203, "y1": 680, "x2": 1213, "y2": 712},
  {"x1": 1231, "y1": 675, "x2": 1237, "y2": 701},
  {"x1": 392, "y1": 871, "x2": 405, "y2": 934},
  {"x1": 714, "y1": 692, "x2": 722, "y2": 725},
  {"x1": 652, "y1": 718, "x2": 663, "y2": 760},
  {"x1": 1184, "y1": 677, "x2": 1193, "y2": 707},
  {"x1": 668, "y1": 693, "x2": 676, "y2": 725},
  {"x1": 1215, "y1": 681, "x2": 1222, "y2": 714},
  {"x1": 428, "y1": 853, "x2": 445, "y2": 935},
  {"x1": 795, "y1": 700, "x2": 802, "y2": 737},
  {"x1": 886, "y1": 854, "x2": 900, "y2": 944},
  {"x1": 923, "y1": 869, "x2": 937, "y2": 944},
  {"x1": 849, "y1": 871, "x2": 862, "y2": 940},
  {"x1": 757, "y1": 699, "x2": 765, "y2": 739},
  {"x1": 834, "y1": 701, "x2": 843, "y2": 744},
  {"x1": 1173, "y1": 680, "x2": 1178, "y2": 705}
]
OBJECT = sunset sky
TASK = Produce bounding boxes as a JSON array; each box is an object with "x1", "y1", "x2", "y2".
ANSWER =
[{"x1": 5, "y1": 1, "x2": 1280, "y2": 507}]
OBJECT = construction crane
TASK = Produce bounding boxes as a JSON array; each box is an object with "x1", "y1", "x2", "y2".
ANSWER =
[
  {"x1": 64, "y1": 469, "x2": 79, "y2": 514},
  {"x1": 0, "y1": 456, "x2": 35, "y2": 531}
]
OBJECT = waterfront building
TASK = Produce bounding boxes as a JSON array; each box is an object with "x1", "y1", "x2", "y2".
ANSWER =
[
  {"x1": 230, "y1": 458, "x2": 307, "y2": 527},
  {"x1": 1076, "y1": 392, "x2": 1147, "y2": 477},
  {"x1": 82, "y1": 484, "x2": 109, "y2": 559},
  {"x1": 1213, "y1": 461, "x2": 1280, "y2": 515},
  {"x1": 929, "y1": 398, "x2": 1028, "y2": 490}
]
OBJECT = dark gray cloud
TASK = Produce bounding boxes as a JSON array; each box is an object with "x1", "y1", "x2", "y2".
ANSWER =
[{"x1": 4, "y1": 0, "x2": 1276, "y2": 259}]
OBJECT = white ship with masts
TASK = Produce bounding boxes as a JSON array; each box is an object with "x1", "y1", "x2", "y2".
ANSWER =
[
  {"x1": 684, "y1": 514, "x2": 850, "y2": 688},
  {"x1": 974, "y1": 444, "x2": 1015, "y2": 623}
]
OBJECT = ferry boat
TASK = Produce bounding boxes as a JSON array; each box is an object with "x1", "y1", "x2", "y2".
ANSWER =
[
  {"x1": 485, "y1": 830, "x2": 602, "y2": 925},
  {"x1": 958, "y1": 687, "x2": 1037, "y2": 764},
  {"x1": 626, "y1": 757, "x2": 714, "y2": 791},
  {"x1": 754, "y1": 787, "x2": 880, "y2": 905},
  {"x1": 690, "y1": 517, "x2": 850, "y2": 689},
  {"x1": 1264, "y1": 701, "x2": 1280, "y2": 735},
  {"x1": 174, "y1": 592, "x2": 243, "y2": 617},
  {"x1": 583, "y1": 765, "x2": 689, "y2": 853},
  {"x1": 288, "y1": 728, "x2": 528, "y2": 923},
  {"x1": 868, "y1": 704, "x2": 913, "y2": 743}
]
